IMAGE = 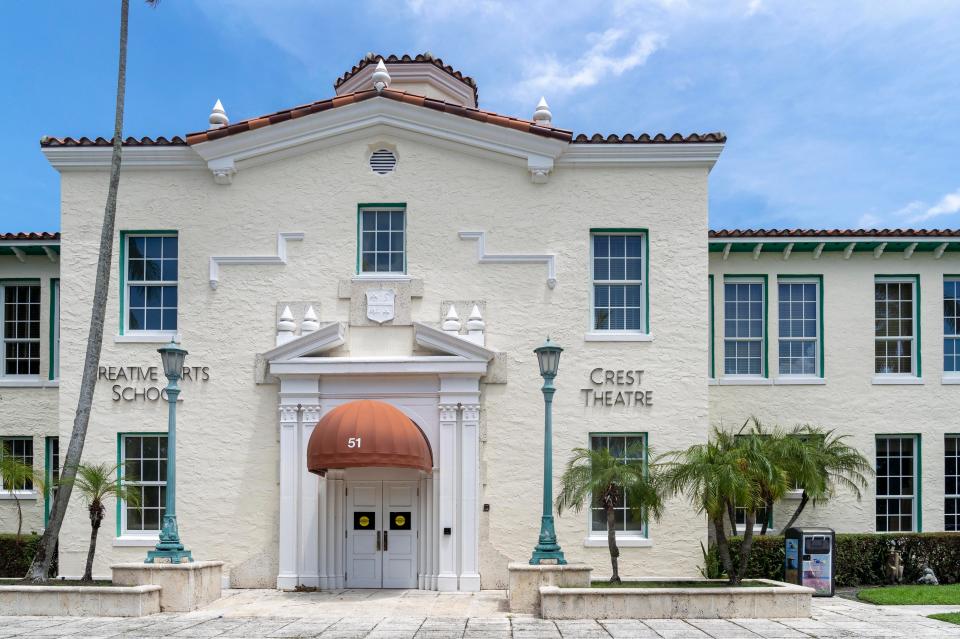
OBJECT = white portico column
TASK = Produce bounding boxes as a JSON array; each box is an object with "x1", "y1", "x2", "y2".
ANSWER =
[
  {"x1": 277, "y1": 404, "x2": 300, "y2": 589},
  {"x1": 459, "y1": 403, "x2": 481, "y2": 591},
  {"x1": 298, "y1": 405, "x2": 322, "y2": 588},
  {"x1": 436, "y1": 403, "x2": 459, "y2": 591}
]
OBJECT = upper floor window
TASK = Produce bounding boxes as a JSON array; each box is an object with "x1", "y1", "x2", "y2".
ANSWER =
[
  {"x1": 359, "y1": 207, "x2": 405, "y2": 274},
  {"x1": 591, "y1": 233, "x2": 645, "y2": 332},
  {"x1": 1, "y1": 283, "x2": 40, "y2": 377},
  {"x1": 778, "y1": 279, "x2": 820, "y2": 377},
  {"x1": 1, "y1": 436, "x2": 34, "y2": 491},
  {"x1": 875, "y1": 278, "x2": 917, "y2": 375},
  {"x1": 724, "y1": 279, "x2": 765, "y2": 376},
  {"x1": 945, "y1": 278, "x2": 959, "y2": 374},
  {"x1": 125, "y1": 234, "x2": 177, "y2": 333}
]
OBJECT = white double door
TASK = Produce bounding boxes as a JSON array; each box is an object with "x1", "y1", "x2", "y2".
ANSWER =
[{"x1": 345, "y1": 481, "x2": 418, "y2": 588}]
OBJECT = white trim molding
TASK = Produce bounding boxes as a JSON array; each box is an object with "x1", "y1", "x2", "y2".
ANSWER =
[
  {"x1": 112, "y1": 535, "x2": 160, "y2": 547},
  {"x1": 718, "y1": 376, "x2": 773, "y2": 386},
  {"x1": 942, "y1": 375, "x2": 960, "y2": 385},
  {"x1": 0, "y1": 490, "x2": 38, "y2": 501},
  {"x1": 872, "y1": 375, "x2": 924, "y2": 385},
  {"x1": 114, "y1": 331, "x2": 181, "y2": 344},
  {"x1": 458, "y1": 231, "x2": 557, "y2": 288},
  {"x1": 583, "y1": 332, "x2": 654, "y2": 342},
  {"x1": 583, "y1": 536, "x2": 652, "y2": 548},
  {"x1": 41, "y1": 145, "x2": 204, "y2": 171},
  {"x1": 209, "y1": 232, "x2": 304, "y2": 289},
  {"x1": 559, "y1": 143, "x2": 724, "y2": 171},
  {"x1": 773, "y1": 376, "x2": 826, "y2": 385}
]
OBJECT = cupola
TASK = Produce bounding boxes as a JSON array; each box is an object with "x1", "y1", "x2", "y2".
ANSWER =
[{"x1": 334, "y1": 53, "x2": 479, "y2": 108}]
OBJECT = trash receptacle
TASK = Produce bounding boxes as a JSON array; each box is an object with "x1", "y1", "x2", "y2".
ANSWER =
[{"x1": 784, "y1": 527, "x2": 834, "y2": 596}]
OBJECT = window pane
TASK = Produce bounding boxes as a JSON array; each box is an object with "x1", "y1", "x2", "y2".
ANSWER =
[{"x1": 360, "y1": 209, "x2": 405, "y2": 274}]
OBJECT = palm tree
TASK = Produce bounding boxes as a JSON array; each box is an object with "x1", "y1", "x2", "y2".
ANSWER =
[
  {"x1": 780, "y1": 425, "x2": 873, "y2": 531},
  {"x1": 29, "y1": 0, "x2": 160, "y2": 582},
  {"x1": 0, "y1": 456, "x2": 44, "y2": 542},
  {"x1": 72, "y1": 463, "x2": 139, "y2": 582},
  {"x1": 556, "y1": 445, "x2": 664, "y2": 583}
]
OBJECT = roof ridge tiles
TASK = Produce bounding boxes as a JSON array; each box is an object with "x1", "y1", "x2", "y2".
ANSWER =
[
  {"x1": 572, "y1": 131, "x2": 726, "y2": 144},
  {"x1": 334, "y1": 52, "x2": 480, "y2": 103},
  {"x1": 0, "y1": 232, "x2": 60, "y2": 240},
  {"x1": 709, "y1": 228, "x2": 960, "y2": 238}
]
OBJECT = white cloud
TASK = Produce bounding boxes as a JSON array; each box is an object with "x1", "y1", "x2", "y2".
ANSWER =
[
  {"x1": 857, "y1": 213, "x2": 880, "y2": 228},
  {"x1": 917, "y1": 188, "x2": 960, "y2": 221},
  {"x1": 746, "y1": 0, "x2": 764, "y2": 16},
  {"x1": 514, "y1": 29, "x2": 664, "y2": 98}
]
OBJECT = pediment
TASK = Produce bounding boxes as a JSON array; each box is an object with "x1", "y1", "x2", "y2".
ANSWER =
[{"x1": 262, "y1": 321, "x2": 346, "y2": 362}]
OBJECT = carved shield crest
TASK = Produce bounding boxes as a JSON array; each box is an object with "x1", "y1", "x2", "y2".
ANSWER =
[{"x1": 366, "y1": 289, "x2": 395, "y2": 324}]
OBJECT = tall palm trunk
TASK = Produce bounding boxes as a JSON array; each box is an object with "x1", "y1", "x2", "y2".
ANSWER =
[
  {"x1": 28, "y1": 0, "x2": 130, "y2": 582},
  {"x1": 782, "y1": 491, "x2": 809, "y2": 531},
  {"x1": 735, "y1": 510, "x2": 756, "y2": 585},
  {"x1": 82, "y1": 502, "x2": 104, "y2": 582},
  {"x1": 712, "y1": 517, "x2": 735, "y2": 582},
  {"x1": 726, "y1": 500, "x2": 738, "y2": 538},
  {"x1": 759, "y1": 496, "x2": 773, "y2": 536},
  {"x1": 12, "y1": 493, "x2": 22, "y2": 542},
  {"x1": 606, "y1": 505, "x2": 621, "y2": 584}
]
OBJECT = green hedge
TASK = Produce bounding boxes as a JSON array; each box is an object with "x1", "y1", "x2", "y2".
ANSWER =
[
  {"x1": 0, "y1": 533, "x2": 42, "y2": 578},
  {"x1": 713, "y1": 533, "x2": 960, "y2": 587}
]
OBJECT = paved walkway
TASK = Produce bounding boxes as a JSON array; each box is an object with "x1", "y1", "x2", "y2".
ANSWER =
[{"x1": 2, "y1": 590, "x2": 959, "y2": 638}]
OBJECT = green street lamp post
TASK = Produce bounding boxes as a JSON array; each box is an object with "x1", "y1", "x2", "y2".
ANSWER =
[
  {"x1": 529, "y1": 337, "x2": 566, "y2": 565},
  {"x1": 145, "y1": 340, "x2": 193, "y2": 564}
]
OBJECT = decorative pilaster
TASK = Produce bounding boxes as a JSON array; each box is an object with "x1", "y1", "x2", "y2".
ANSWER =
[
  {"x1": 436, "y1": 403, "x2": 460, "y2": 591},
  {"x1": 277, "y1": 404, "x2": 300, "y2": 589},
  {"x1": 459, "y1": 404, "x2": 481, "y2": 591},
  {"x1": 298, "y1": 404, "x2": 322, "y2": 587}
]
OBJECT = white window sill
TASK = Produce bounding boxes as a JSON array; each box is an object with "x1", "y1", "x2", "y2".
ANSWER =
[
  {"x1": 774, "y1": 376, "x2": 825, "y2": 385},
  {"x1": 352, "y1": 274, "x2": 410, "y2": 281},
  {"x1": 735, "y1": 527, "x2": 778, "y2": 535},
  {"x1": 114, "y1": 332, "x2": 181, "y2": 344},
  {"x1": 718, "y1": 376, "x2": 772, "y2": 386},
  {"x1": 584, "y1": 332, "x2": 654, "y2": 342},
  {"x1": 0, "y1": 491, "x2": 39, "y2": 500},
  {"x1": 943, "y1": 375, "x2": 960, "y2": 385},
  {"x1": 0, "y1": 379, "x2": 58, "y2": 388},
  {"x1": 584, "y1": 536, "x2": 652, "y2": 548},
  {"x1": 784, "y1": 489, "x2": 804, "y2": 500},
  {"x1": 872, "y1": 375, "x2": 923, "y2": 385},
  {"x1": 708, "y1": 378, "x2": 718, "y2": 386},
  {"x1": 113, "y1": 535, "x2": 160, "y2": 547}
]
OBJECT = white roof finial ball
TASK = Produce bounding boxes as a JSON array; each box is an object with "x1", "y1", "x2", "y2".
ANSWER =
[
  {"x1": 372, "y1": 59, "x2": 391, "y2": 93},
  {"x1": 533, "y1": 97, "x2": 552, "y2": 126},
  {"x1": 208, "y1": 99, "x2": 228, "y2": 130}
]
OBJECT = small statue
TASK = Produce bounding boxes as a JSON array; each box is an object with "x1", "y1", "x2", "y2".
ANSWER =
[
  {"x1": 884, "y1": 549, "x2": 904, "y2": 584},
  {"x1": 917, "y1": 565, "x2": 939, "y2": 585}
]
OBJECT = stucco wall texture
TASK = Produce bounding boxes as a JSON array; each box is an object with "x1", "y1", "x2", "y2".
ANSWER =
[
  {"x1": 709, "y1": 252, "x2": 959, "y2": 535},
  {"x1": 0, "y1": 254, "x2": 59, "y2": 537},
  {"x1": 54, "y1": 133, "x2": 710, "y2": 585}
]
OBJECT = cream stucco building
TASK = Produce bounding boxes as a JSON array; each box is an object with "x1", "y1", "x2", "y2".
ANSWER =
[{"x1": 1, "y1": 54, "x2": 958, "y2": 589}]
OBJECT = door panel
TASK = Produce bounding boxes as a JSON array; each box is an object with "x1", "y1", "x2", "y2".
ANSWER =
[
  {"x1": 345, "y1": 480, "x2": 418, "y2": 588},
  {"x1": 383, "y1": 481, "x2": 417, "y2": 588},
  {"x1": 346, "y1": 482, "x2": 381, "y2": 588}
]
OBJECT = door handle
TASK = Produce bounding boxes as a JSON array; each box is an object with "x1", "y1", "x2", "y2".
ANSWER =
[
  {"x1": 384, "y1": 530, "x2": 389, "y2": 552},
  {"x1": 376, "y1": 531, "x2": 381, "y2": 551}
]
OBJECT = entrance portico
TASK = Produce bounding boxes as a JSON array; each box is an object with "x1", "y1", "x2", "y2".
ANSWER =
[{"x1": 264, "y1": 321, "x2": 494, "y2": 592}]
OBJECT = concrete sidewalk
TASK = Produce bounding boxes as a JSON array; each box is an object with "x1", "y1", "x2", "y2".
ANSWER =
[{"x1": 1, "y1": 590, "x2": 959, "y2": 638}]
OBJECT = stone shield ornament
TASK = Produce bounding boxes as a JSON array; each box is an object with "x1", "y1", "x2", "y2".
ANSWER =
[{"x1": 366, "y1": 289, "x2": 395, "y2": 324}]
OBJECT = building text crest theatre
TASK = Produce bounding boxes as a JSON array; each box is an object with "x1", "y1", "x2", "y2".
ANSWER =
[{"x1": 581, "y1": 368, "x2": 653, "y2": 407}]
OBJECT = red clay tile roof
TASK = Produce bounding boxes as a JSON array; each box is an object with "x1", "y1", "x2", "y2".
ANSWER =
[
  {"x1": 709, "y1": 228, "x2": 960, "y2": 238},
  {"x1": 40, "y1": 136, "x2": 187, "y2": 147},
  {"x1": 0, "y1": 232, "x2": 60, "y2": 241},
  {"x1": 183, "y1": 89, "x2": 574, "y2": 145},
  {"x1": 336, "y1": 53, "x2": 479, "y2": 104},
  {"x1": 574, "y1": 132, "x2": 726, "y2": 144}
]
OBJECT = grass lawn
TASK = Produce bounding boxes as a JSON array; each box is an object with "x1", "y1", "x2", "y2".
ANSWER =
[
  {"x1": 858, "y1": 583, "x2": 960, "y2": 605},
  {"x1": 588, "y1": 580, "x2": 775, "y2": 589},
  {"x1": 930, "y1": 613, "x2": 960, "y2": 626}
]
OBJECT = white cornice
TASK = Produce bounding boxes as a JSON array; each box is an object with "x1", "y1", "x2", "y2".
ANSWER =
[
  {"x1": 557, "y1": 143, "x2": 724, "y2": 171},
  {"x1": 264, "y1": 321, "x2": 346, "y2": 362},
  {"x1": 41, "y1": 145, "x2": 204, "y2": 171},
  {"x1": 413, "y1": 322, "x2": 495, "y2": 362},
  {"x1": 0, "y1": 239, "x2": 59, "y2": 247}
]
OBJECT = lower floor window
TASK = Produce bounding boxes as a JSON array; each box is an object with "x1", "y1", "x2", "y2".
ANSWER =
[
  {"x1": 45, "y1": 436, "x2": 59, "y2": 523},
  {"x1": 876, "y1": 435, "x2": 917, "y2": 532},
  {"x1": 589, "y1": 434, "x2": 646, "y2": 535},
  {"x1": 947, "y1": 436, "x2": 959, "y2": 532},
  {"x1": 734, "y1": 503, "x2": 772, "y2": 531},
  {"x1": 1, "y1": 437, "x2": 34, "y2": 491},
  {"x1": 120, "y1": 434, "x2": 167, "y2": 534}
]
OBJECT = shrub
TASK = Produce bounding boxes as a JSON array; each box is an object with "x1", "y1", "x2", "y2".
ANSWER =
[
  {"x1": 706, "y1": 533, "x2": 960, "y2": 587},
  {"x1": 0, "y1": 533, "x2": 41, "y2": 578}
]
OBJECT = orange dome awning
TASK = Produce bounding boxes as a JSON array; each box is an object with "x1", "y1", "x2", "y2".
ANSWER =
[{"x1": 306, "y1": 400, "x2": 433, "y2": 476}]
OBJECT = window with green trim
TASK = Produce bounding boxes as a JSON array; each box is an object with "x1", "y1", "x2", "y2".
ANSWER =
[
  {"x1": 591, "y1": 233, "x2": 645, "y2": 331},
  {"x1": 49, "y1": 279, "x2": 59, "y2": 380},
  {"x1": 589, "y1": 434, "x2": 647, "y2": 535},
  {"x1": 359, "y1": 207, "x2": 405, "y2": 274},
  {"x1": 120, "y1": 434, "x2": 167, "y2": 534},
  {"x1": 876, "y1": 435, "x2": 918, "y2": 532},
  {"x1": 1, "y1": 437, "x2": 34, "y2": 491},
  {"x1": 44, "y1": 436, "x2": 59, "y2": 524},
  {"x1": 945, "y1": 278, "x2": 959, "y2": 373},
  {"x1": 125, "y1": 234, "x2": 178, "y2": 332},
  {"x1": 874, "y1": 278, "x2": 916, "y2": 375},
  {"x1": 947, "y1": 435, "x2": 959, "y2": 532},
  {"x1": 734, "y1": 503, "x2": 773, "y2": 532},
  {"x1": 1, "y1": 283, "x2": 41, "y2": 377},
  {"x1": 778, "y1": 279, "x2": 819, "y2": 376},
  {"x1": 724, "y1": 279, "x2": 765, "y2": 376}
]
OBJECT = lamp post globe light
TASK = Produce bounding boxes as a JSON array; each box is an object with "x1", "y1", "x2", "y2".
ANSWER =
[
  {"x1": 530, "y1": 337, "x2": 566, "y2": 565},
  {"x1": 145, "y1": 339, "x2": 193, "y2": 564}
]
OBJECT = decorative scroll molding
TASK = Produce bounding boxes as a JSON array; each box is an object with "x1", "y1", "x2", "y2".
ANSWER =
[
  {"x1": 458, "y1": 231, "x2": 557, "y2": 289},
  {"x1": 209, "y1": 232, "x2": 304, "y2": 289},
  {"x1": 279, "y1": 405, "x2": 300, "y2": 425}
]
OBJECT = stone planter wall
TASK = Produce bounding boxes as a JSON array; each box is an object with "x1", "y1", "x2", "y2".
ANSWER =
[
  {"x1": 539, "y1": 579, "x2": 813, "y2": 619},
  {"x1": 507, "y1": 562, "x2": 592, "y2": 614},
  {"x1": 112, "y1": 560, "x2": 223, "y2": 612},
  {"x1": 0, "y1": 585, "x2": 160, "y2": 616}
]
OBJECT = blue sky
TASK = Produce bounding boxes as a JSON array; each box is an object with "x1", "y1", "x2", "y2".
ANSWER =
[{"x1": 2, "y1": 0, "x2": 959, "y2": 232}]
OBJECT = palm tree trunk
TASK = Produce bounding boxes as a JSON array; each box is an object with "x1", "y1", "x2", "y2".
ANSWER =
[
  {"x1": 735, "y1": 510, "x2": 756, "y2": 585},
  {"x1": 28, "y1": 0, "x2": 129, "y2": 583},
  {"x1": 726, "y1": 500, "x2": 738, "y2": 538},
  {"x1": 13, "y1": 493, "x2": 22, "y2": 542},
  {"x1": 82, "y1": 504, "x2": 103, "y2": 583},
  {"x1": 760, "y1": 497, "x2": 772, "y2": 536},
  {"x1": 607, "y1": 507, "x2": 621, "y2": 584},
  {"x1": 782, "y1": 491, "x2": 809, "y2": 532},
  {"x1": 712, "y1": 517, "x2": 736, "y2": 583}
]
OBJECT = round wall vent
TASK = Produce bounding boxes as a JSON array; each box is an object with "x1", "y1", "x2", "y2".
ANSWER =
[{"x1": 370, "y1": 148, "x2": 397, "y2": 175}]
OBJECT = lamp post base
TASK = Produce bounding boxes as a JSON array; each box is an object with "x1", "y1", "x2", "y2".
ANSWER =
[
  {"x1": 145, "y1": 515, "x2": 193, "y2": 564},
  {"x1": 530, "y1": 516, "x2": 567, "y2": 565}
]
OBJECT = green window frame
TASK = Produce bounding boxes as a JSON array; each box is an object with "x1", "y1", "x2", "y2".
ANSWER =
[
  {"x1": 723, "y1": 275, "x2": 769, "y2": 378},
  {"x1": 1, "y1": 436, "x2": 34, "y2": 492},
  {"x1": 587, "y1": 432, "x2": 649, "y2": 538},
  {"x1": 589, "y1": 228, "x2": 650, "y2": 334},
  {"x1": 945, "y1": 277, "x2": 960, "y2": 375},
  {"x1": 875, "y1": 434, "x2": 921, "y2": 532},
  {"x1": 44, "y1": 436, "x2": 59, "y2": 526},
  {"x1": 874, "y1": 275, "x2": 921, "y2": 377},
  {"x1": 0, "y1": 280, "x2": 42, "y2": 378},
  {"x1": 118, "y1": 230, "x2": 178, "y2": 336},
  {"x1": 116, "y1": 432, "x2": 168, "y2": 537},
  {"x1": 708, "y1": 274, "x2": 715, "y2": 378},
  {"x1": 48, "y1": 278, "x2": 59, "y2": 381},
  {"x1": 947, "y1": 434, "x2": 959, "y2": 532},
  {"x1": 777, "y1": 275, "x2": 824, "y2": 378},
  {"x1": 356, "y1": 204, "x2": 406, "y2": 275}
]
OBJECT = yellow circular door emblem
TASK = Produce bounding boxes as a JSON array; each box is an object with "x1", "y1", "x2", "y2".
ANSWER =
[
  {"x1": 359, "y1": 516, "x2": 370, "y2": 527},
  {"x1": 395, "y1": 515, "x2": 406, "y2": 527}
]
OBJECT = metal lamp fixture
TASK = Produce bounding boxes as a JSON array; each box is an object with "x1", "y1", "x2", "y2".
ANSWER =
[
  {"x1": 529, "y1": 336, "x2": 566, "y2": 565},
  {"x1": 157, "y1": 341, "x2": 187, "y2": 381}
]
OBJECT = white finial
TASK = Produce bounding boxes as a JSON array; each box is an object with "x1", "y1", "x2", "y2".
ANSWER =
[
  {"x1": 209, "y1": 99, "x2": 229, "y2": 130},
  {"x1": 372, "y1": 59, "x2": 391, "y2": 93},
  {"x1": 467, "y1": 305, "x2": 485, "y2": 331},
  {"x1": 277, "y1": 305, "x2": 296, "y2": 345},
  {"x1": 442, "y1": 305, "x2": 461, "y2": 333},
  {"x1": 533, "y1": 97, "x2": 552, "y2": 126},
  {"x1": 302, "y1": 305, "x2": 319, "y2": 334}
]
